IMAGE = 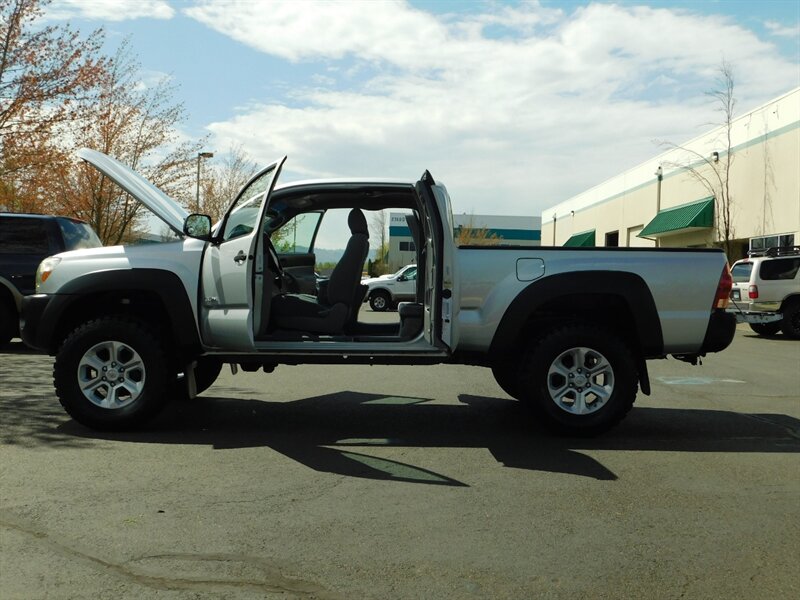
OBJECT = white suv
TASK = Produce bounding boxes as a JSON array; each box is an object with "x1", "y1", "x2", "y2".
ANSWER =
[
  {"x1": 729, "y1": 247, "x2": 800, "y2": 338},
  {"x1": 361, "y1": 264, "x2": 418, "y2": 311}
]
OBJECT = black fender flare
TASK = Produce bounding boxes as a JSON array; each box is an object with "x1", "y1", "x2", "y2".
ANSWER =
[
  {"x1": 489, "y1": 271, "x2": 664, "y2": 359},
  {"x1": 37, "y1": 269, "x2": 200, "y2": 353}
]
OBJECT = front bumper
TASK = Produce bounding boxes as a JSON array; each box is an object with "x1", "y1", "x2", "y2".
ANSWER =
[{"x1": 699, "y1": 309, "x2": 737, "y2": 354}]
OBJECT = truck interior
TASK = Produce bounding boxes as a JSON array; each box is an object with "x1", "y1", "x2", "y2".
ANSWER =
[{"x1": 252, "y1": 184, "x2": 430, "y2": 344}]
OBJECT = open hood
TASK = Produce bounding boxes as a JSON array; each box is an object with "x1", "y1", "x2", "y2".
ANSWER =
[{"x1": 77, "y1": 148, "x2": 189, "y2": 234}]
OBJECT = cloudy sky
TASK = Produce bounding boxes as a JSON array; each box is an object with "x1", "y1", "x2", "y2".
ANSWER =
[{"x1": 47, "y1": 0, "x2": 799, "y2": 227}]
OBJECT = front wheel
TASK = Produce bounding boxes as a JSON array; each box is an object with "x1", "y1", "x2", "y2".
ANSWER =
[
  {"x1": 516, "y1": 324, "x2": 638, "y2": 436},
  {"x1": 369, "y1": 290, "x2": 390, "y2": 312},
  {"x1": 54, "y1": 317, "x2": 168, "y2": 430}
]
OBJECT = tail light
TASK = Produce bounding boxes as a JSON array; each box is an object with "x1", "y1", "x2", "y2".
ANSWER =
[
  {"x1": 713, "y1": 264, "x2": 732, "y2": 309},
  {"x1": 748, "y1": 285, "x2": 758, "y2": 299}
]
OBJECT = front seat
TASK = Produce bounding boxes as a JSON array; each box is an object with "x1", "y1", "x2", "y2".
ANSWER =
[{"x1": 271, "y1": 208, "x2": 369, "y2": 334}]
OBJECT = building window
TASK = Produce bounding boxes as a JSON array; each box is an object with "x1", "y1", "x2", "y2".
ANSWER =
[
  {"x1": 750, "y1": 234, "x2": 795, "y2": 252},
  {"x1": 399, "y1": 241, "x2": 416, "y2": 252},
  {"x1": 605, "y1": 231, "x2": 619, "y2": 247}
]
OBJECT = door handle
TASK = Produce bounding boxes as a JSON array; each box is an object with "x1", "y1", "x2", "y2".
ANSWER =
[{"x1": 234, "y1": 250, "x2": 250, "y2": 264}]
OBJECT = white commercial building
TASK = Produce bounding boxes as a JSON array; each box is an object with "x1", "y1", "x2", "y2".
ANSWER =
[
  {"x1": 541, "y1": 87, "x2": 800, "y2": 261},
  {"x1": 387, "y1": 212, "x2": 541, "y2": 271}
]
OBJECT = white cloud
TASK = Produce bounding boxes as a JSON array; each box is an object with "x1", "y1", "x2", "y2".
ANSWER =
[
  {"x1": 45, "y1": 0, "x2": 174, "y2": 22},
  {"x1": 765, "y1": 20, "x2": 800, "y2": 38},
  {"x1": 190, "y1": 1, "x2": 798, "y2": 216}
]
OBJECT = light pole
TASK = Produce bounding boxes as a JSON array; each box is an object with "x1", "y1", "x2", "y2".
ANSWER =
[
  {"x1": 196, "y1": 151, "x2": 214, "y2": 212},
  {"x1": 655, "y1": 165, "x2": 663, "y2": 248}
]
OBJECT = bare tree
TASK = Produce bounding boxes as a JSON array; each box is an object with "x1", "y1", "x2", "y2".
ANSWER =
[
  {"x1": 196, "y1": 145, "x2": 259, "y2": 221},
  {"x1": 369, "y1": 210, "x2": 389, "y2": 274},
  {"x1": 661, "y1": 61, "x2": 737, "y2": 257}
]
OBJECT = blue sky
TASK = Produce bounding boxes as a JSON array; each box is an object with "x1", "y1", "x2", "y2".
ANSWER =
[{"x1": 45, "y1": 0, "x2": 799, "y2": 244}]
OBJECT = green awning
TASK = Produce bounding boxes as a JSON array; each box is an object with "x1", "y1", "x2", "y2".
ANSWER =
[
  {"x1": 639, "y1": 197, "x2": 714, "y2": 238},
  {"x1": 563, "y1": 230, "x2": 595, "y2": 247}
]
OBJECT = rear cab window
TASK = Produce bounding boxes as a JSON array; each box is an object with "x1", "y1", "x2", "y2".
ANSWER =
[{"x1": 731, "y1": 262, "x2": 753, "y2": 283}]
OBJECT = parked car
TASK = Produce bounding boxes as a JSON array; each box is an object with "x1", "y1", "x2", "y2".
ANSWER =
[
  {"x1": 728, "y1": 246, "x2": 800, "y2": 338},
  {"x1": 0, "y1": 213, "x2": 101, "y2": 346},
  {"x1": 21, "y1": 148, "x2": 735, "y2": 436},
  {"x1": 362, "y1": 264, "x2": 418, "y2": 311}
]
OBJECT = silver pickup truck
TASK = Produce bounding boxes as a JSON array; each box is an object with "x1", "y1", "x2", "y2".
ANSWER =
[{"x1": 21, "y1": 149, "x2": 736, "y2": 436}]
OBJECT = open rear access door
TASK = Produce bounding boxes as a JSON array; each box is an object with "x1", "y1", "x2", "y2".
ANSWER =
[{"x1": 415, "y1": 171, "x2": 460, "y2": 352}]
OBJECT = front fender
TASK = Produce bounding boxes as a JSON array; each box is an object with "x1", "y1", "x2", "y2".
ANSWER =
[{"x1": 22, "y1": 268, "x2": 200, "y2": 355}]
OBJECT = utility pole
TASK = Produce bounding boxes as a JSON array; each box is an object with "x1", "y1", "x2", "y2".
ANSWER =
[{"x1": 196, "y1": 151, "x2": 214, "y2": 212}]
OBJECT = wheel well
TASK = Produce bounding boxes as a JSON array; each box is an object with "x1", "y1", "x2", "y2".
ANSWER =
[
  {"x1": 52, "y1": 291, "x2": 196, "y2": 361},
  {"x1": 780, "y1": 294, "x2": 800, "y2": 311},
  {"x1": 0, "y1": 283, "x2": 19, "y2": 312},
  {"x1": 500, "y1": 293, "x2": 643, "y2": 359}
]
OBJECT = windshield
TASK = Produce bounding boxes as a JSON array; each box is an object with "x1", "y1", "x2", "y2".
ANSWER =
[{"x1": 57, "y1": 218, "x2": 102, "y2": 250}]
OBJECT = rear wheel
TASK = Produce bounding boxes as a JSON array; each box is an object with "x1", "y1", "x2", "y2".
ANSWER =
[
  {"x1": 780, "y1": 301, "x2": 800, "y2": 339},
  {"x1": 516, "y1": 324, "x2": 638, "y2": 436},
  {"x1": 369, "y1": 290, "x2": 390, "y2": 312},
  {"x1": 54, "y1": 317, "x2": 168, "y2": 430},
  {"x1": 749, "y1": 322, "x2": 781, "y2": 336}
]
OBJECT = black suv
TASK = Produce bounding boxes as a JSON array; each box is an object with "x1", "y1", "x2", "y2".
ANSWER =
[{"x1": 0, "y1": 213, "x2": 102, "y2": 346}]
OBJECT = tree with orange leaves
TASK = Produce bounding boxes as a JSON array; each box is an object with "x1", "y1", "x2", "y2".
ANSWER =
[
  {"x1": 50, "y1": 38, "x2": 203, "y2": 244},
  {"x1": 0, "y1": 0, "x2": 106, "y2": 208}
]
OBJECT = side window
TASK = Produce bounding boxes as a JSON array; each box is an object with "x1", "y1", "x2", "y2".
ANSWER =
[
  {"x1": 0, "y1": 218, "x2": 50, "y2": 254},
  {"x1": 222, "y1": 193, "x2": 266, "y2": 241},
  {"x1": 220, "y1": 165, "x2": 278, "y2": 241},
  {"x1": 404, "y1": 266, "x2": 417, "y2": 280},
  {"x1": 760, "y1": 258, "x2": 800, "y2": 281},
  {"x1": 271, "y1": 212, "x2": 322, "y2": 254}
]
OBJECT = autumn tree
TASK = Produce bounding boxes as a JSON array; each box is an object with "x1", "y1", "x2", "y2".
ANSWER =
[
  {"x1": 455, "y1": 216, "x2": 502, "y2": 247},
  {"x1": 0, "y1": 0, "x2": 107, "y2": 208},
  {"x1": 48, "y1": 38, "x2": 203, "y2": 244}
]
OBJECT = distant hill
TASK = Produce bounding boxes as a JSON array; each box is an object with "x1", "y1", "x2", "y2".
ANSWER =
[{"x1": 312, "y1": 248, "x2": 380, "y2": 263}]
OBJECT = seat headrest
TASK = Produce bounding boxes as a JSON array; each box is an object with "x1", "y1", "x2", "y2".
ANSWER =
[{"x1": 348, "y1": 209, "x2": 368, "y2": 236}]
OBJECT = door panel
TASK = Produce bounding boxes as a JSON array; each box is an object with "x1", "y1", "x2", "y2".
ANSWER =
[
  {"x1": 280, "y1": 252, "x2": 317, "y2": 294},
  {"x1": 272, "y1": 211, "x2": 323, "y2": 295}
]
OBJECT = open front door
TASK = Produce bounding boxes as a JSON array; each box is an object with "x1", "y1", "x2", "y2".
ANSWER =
[
  {"x1": 416, "y1": 171, "x2": 460, "y2": 351},
  {"x1": 200, "y1": 157, "x2": 286, "y2": 350}
]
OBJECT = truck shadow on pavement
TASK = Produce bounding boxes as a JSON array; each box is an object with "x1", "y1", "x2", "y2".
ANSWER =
[{"x1": 43, "y1": 390, "x2": 800, "y2": 485}]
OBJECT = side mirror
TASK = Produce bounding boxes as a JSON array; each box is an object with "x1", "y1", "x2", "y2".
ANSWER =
[
  {"x1": 397, "y1": 275, "x2": 407, "y2": 282},
  {"x1": 183, "y1": 214, "x2": 212, "y2": 240}
]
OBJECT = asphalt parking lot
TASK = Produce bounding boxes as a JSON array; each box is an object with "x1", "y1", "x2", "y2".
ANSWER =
[{"x1": 1, "y1": 322, "x2": 798, "y2": 599}]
